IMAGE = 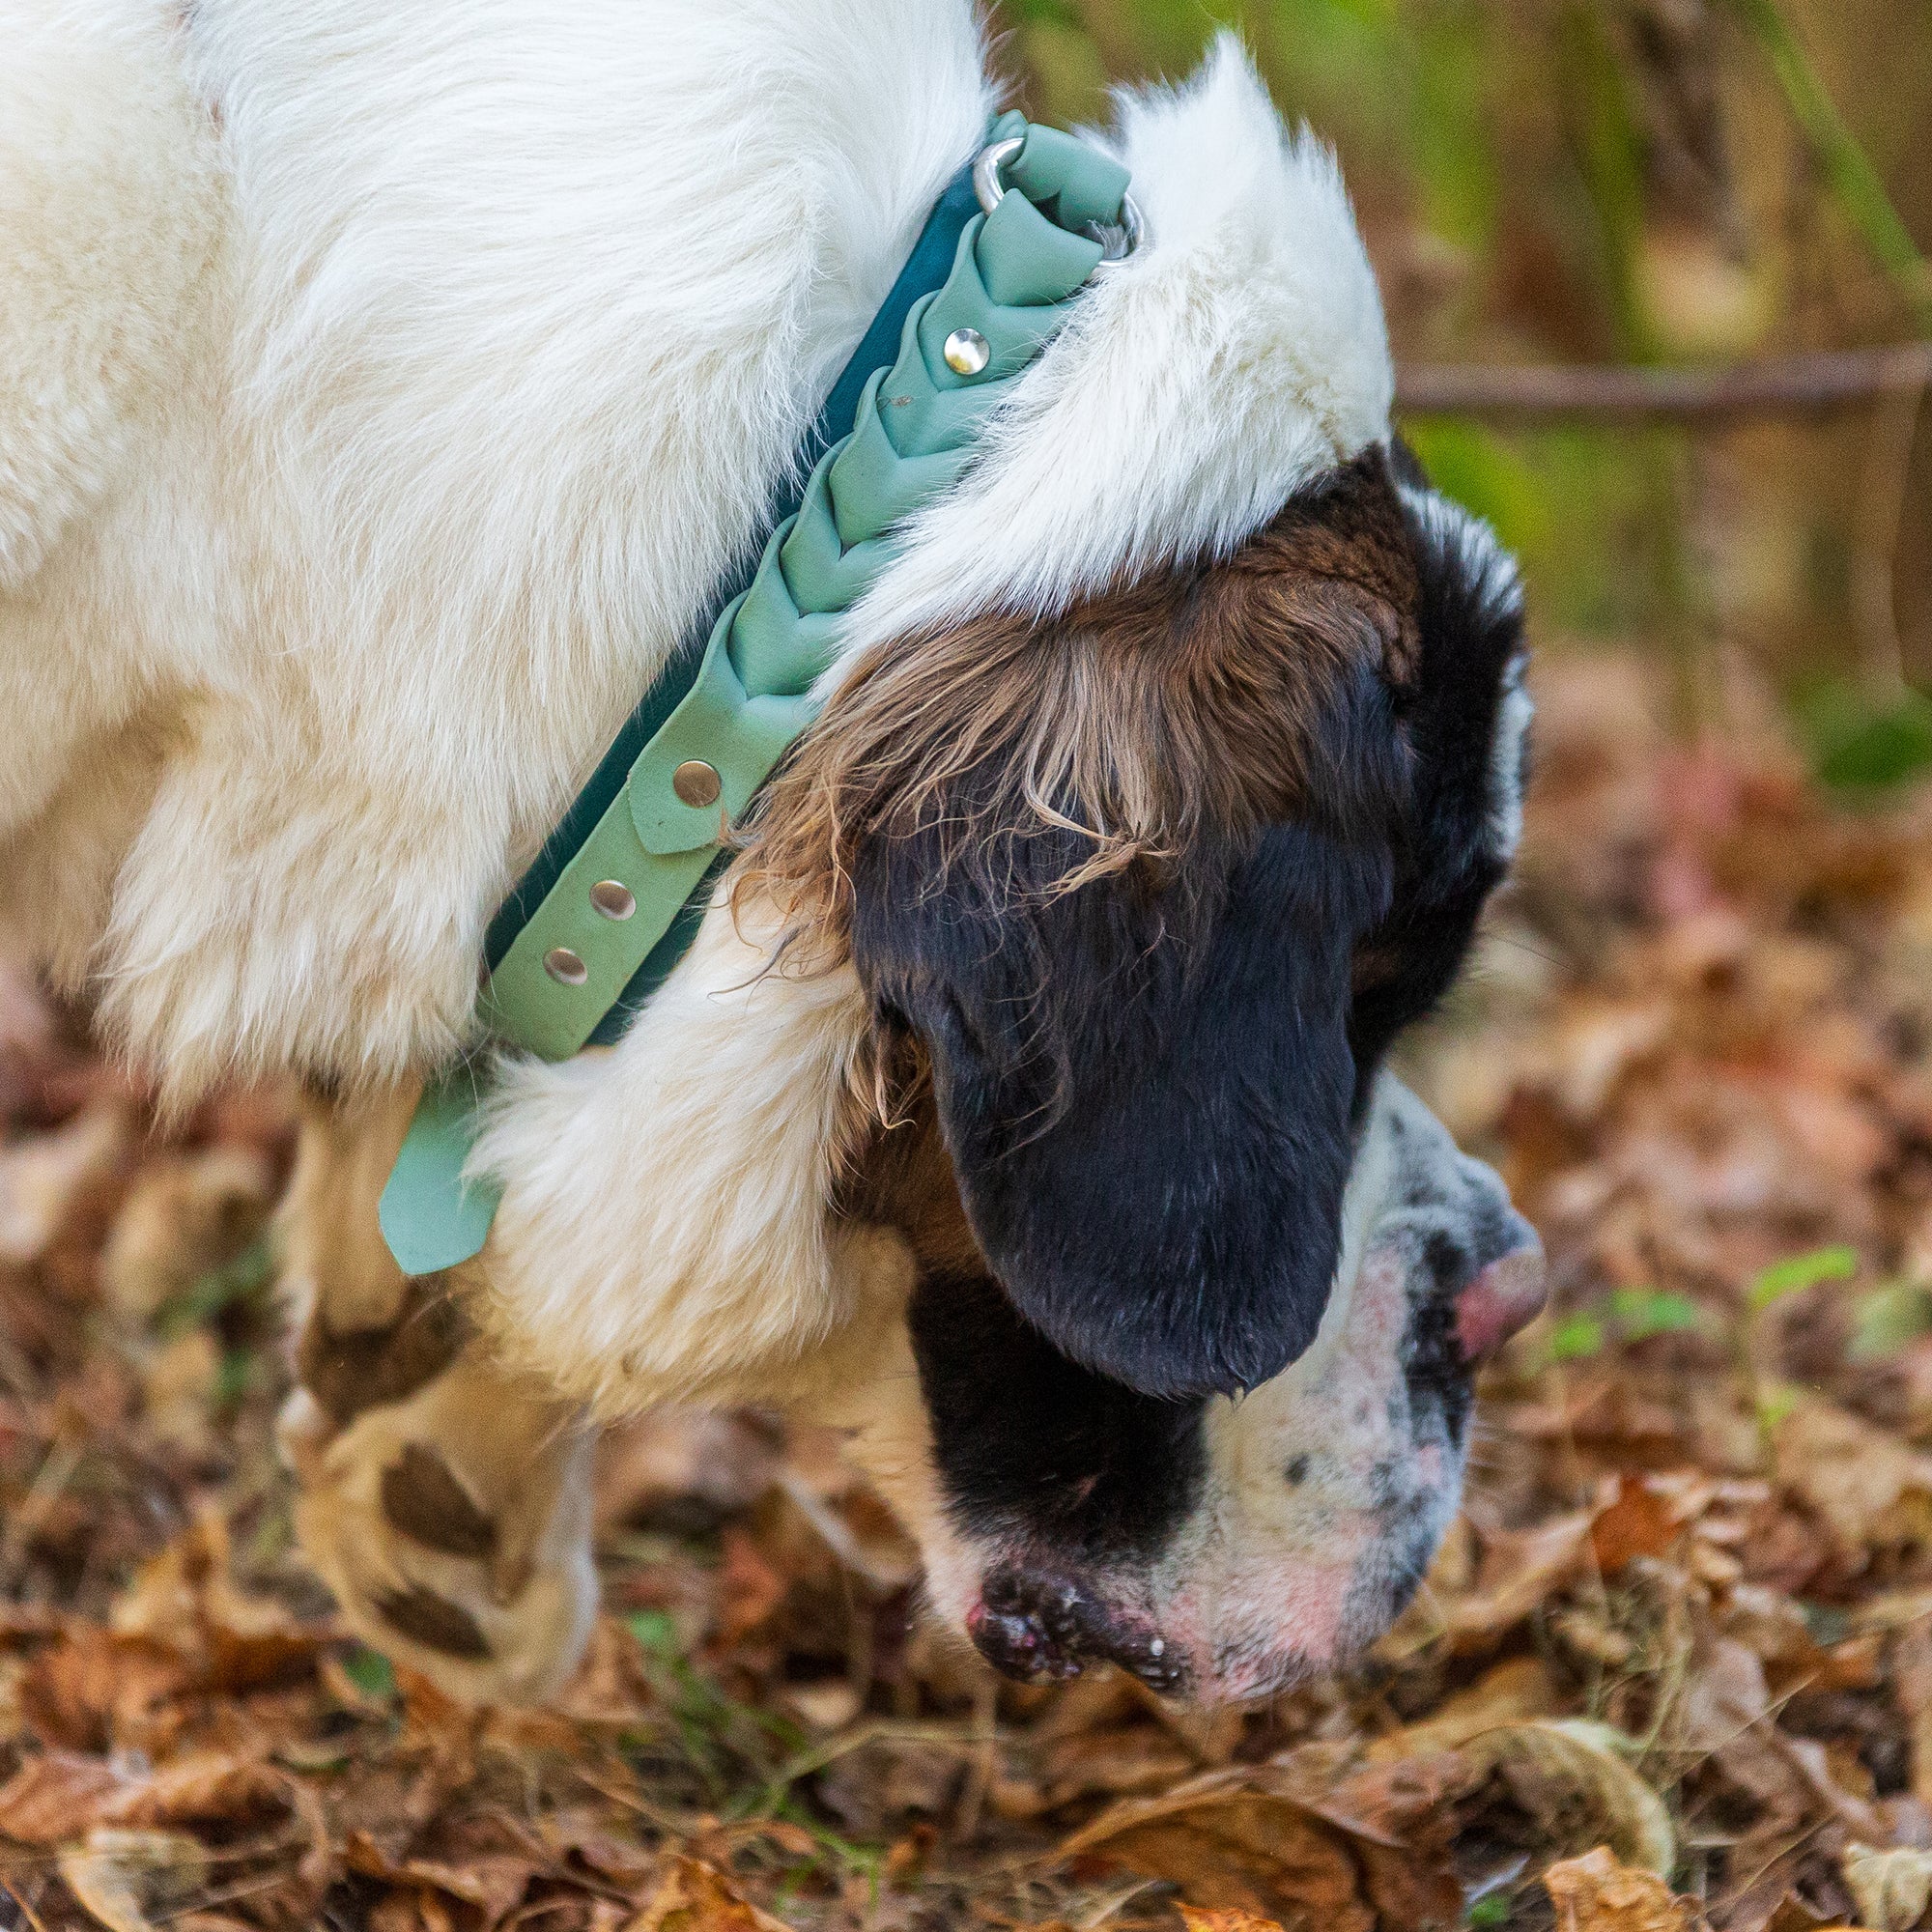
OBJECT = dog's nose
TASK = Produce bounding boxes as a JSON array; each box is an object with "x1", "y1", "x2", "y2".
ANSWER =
[
  {"x1": 1454, "y1": 1226, "x2": 1548, "y2": 1362},
  {"x1": 967, "y1": 1564, "x2": 1186, "y2": 1691}
]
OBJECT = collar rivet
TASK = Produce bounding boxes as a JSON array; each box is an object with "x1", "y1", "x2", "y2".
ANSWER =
[
  {"x1": 671, "y1": 758, "x2": 722, "y2": 808},
  {"x1": 589, "y1": 880, "x2": 636, "y2": 921},
  {"x1": 943, "y1": 327, "x2": 990, "y2": 376},
  {"x1": 543, "y1": 947, "x2": 588, "y2": 986}
]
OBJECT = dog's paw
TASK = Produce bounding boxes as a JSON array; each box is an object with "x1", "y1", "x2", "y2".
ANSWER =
[{"x1": 279, "y1": 1286, "x2": 599, "y2": 1705}]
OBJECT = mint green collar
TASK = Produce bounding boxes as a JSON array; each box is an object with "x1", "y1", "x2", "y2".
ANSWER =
[{"x1": 380, "y1": 118, "x2": 1138, "y2": 1276}]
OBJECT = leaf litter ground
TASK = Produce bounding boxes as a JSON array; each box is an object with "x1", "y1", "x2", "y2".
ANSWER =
[{"x1": 6, "y1": 651, "x2": 1932, "y2": 1932}]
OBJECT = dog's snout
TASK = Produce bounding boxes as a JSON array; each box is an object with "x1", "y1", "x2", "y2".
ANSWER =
[
  {"x1": 1453, "y1": 1225, "x2": 1548, "y2": 1362},
  {"x1": 968, "y1": 1565, "x2": 1186, "y2": 1691}
]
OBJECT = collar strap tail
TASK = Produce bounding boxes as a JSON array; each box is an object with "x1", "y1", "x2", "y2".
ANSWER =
[{"x1": 380, "y1": 115, "x2": 1137, "y2": 1276}]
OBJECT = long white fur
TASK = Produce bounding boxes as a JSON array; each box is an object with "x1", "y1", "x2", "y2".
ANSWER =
[
  {"x1": 825, "y1": 36, "x2": 1394, "y2": 680},
  {"x1": 468, "y1": 899, "x2": 876, "y2": 1413},
  {"x1": 0, "y1": 0, "x2": 1394, "y2": 1402}
]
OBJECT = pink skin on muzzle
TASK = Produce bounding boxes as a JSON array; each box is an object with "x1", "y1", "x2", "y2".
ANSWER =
[{"x1": 1455, "y1": 1240, "x2": 1548, "y2": 1363}]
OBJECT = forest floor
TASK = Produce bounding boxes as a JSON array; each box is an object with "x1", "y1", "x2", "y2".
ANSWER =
[{"x1": 5, "y1": 649, "x2": 1932, "y2": 1932}]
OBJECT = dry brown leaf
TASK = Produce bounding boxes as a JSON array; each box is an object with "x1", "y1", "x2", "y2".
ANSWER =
[
  {"x1": 1895, "y1": 1625, "x2": 1932, "y2": 1810},
  {"x1": 1842, "y1": 1843, "x2": 1932, "y2": 1932},
  {"x1": 0, "y1": 1752, "x2": 140, "y2": 1844},
  {"x1": 0, "y1": 1103, "x2": 128, "y2": 1264},
  {"x1": 1179, "y1": 1910, "x2": 1288, "y2": 1932},
  {"x1": 593, "y1": 1410, "x2": 779, "y2": 1534},
  {"x1": 345, "y1": 1832, "x2": 535, "y2": 1931},
  {"x1": 112, "y1": 1515, "x2": 325, "y2": 1693},
  {"x1": 1774, "y1": 1398, "x2": 1932, "y2": 1548},
  {"x1": 106, "y1": 1753, "x2": 295, "y2": 1833},
  {"x1": 102, "y1": 1752, "x2": 335, "y2": 1911},
  {"x1": 624, "y1": 1855, "x2": 795, "y2": 1932},
  {"x1": 58, "y1": 1829, "x2": 207, "y2": 1932},
  {"x1": 1460, "y1": 1722, "x2": 1674, "y2": 1876},
  {"x1": 1293, "y1": 1754, "x2": 1472, "y2": 1930},
  {"x1": 99, "y1": 1147, "x2": 270, "y2": 1323},
  {"x1": 1035, "y1": 1724, "x2": 1198, "y2": 1805},
  {"x1": 710, "y1": 1529, "x2": 789, "y2": 1649},
  {"x1": 1591, "y1": 1476, "x2": 1687, "y2": 1575},
  {"x1": 1544, "y1": 1847, "x2": 1690, "y2": 1932},
  {"x1": 1061, "y1": 1759, "x2": 1463, "y2": 1932},
  {"x1": 18, "y1": 1634, "x2": 188, "y2": 1753},
  {"x1": 1365, "y1": 1655, "x2": 1559, "y2": 1761},
  {"x1": 1432, "y1": 1510, "x2": 1597, "y2": 1648},
  {"x1": 1069, "y1": 1794, "x2": 1371, "y2": 1932}
]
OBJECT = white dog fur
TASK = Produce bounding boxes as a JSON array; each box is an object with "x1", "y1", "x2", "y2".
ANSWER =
[{"x1": 0, "y1": 0, "x2": 1393, "y2": 1411}]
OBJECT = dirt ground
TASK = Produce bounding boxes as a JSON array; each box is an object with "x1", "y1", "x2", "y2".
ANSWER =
[{"x1": 4, "y1": 648, "x2": 1932, "y2": 1932}]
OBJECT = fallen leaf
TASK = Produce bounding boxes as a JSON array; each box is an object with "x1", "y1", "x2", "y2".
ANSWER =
[
  {"x1": 59, "y1": 1828, "x2": 207, "y2": 1932},
  {"x1": 19, "y1": 1634, "x2": 188, "y2": 1753},
  {"x1": 710, "y1": 1530, "x2": 789, "y2": 1650},
  {"x1": 1365, "y1": 1655, "x2": 1559, "y2": 1761},
  {"x1": 345, "y1": 1833, "x2": 534, "y2": 1931},
  {"x1": 0, "y1": 1104, "x2": 128, "y2": 1264},
  {"x1": 1774, "y1": 1397, "x2": 1932, "y2": 1548},
  {"x1": 1179, "y1": 1910, "x2": 1288, "y2": 1932},
  {"x1": 112, "y1": 1515, "x2": 326, "y2": 1693},
  {"x1": 107, "y1": 1753, "x2": 297, "y2": 1833},
  {"x1": 1061, "y1": 1760, "x2": 1463, "y2": 1932},
  {"x1": 99, "y1": 1147, "x2": 271, "y2": 1325},
  {"x1": 0, "y1": 1752, "x2": 140, "y2": 1844},
  {"x1": 1544, "y1": 1847, "x2": 1690, "y2": 1932},
  {"x1": 1461, "y1": 1723, "x2": 1674, "y2": 1876},
  {"x1": 625, "y1": 1855, "x2": 795, "y2": 1932},
  {"x1": 1070, "y1": 1795, "x2": 1370, "y2": 1932},
  {"x1": 1842, "y1": 1843, "x2": 1932, "y2": 1932},
  {"x1": 1591, "y1": 1476, "x2": 1687, "y2": 1574},
  {"x1": 1432, "y1": 1510, "x2": 1598, "y2": 1648}
]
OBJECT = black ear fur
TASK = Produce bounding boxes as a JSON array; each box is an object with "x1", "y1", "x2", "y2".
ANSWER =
[
  {"x1": 908, "y1": 1264, "x2": 1208, "y2": 1558},
  {"x1": 1349, "y1": 469, "x2": 1529, "y2": 1088},
  {"x1": 853, "y1": 804, "x2": 1395, "y2": 1403}
]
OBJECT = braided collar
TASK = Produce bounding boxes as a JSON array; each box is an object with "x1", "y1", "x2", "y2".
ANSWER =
[{"x1": 381, "y1": 116, "x2": 1142, "y2": 1274}]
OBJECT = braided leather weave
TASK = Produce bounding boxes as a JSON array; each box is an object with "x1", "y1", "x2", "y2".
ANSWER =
[{"x1": 381, "y1": 116, "x2": 1134, "y2": 1274}]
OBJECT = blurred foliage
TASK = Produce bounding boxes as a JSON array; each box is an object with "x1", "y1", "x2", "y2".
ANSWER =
[{"x1": 993, "y1": 0, "x2": 1932, "y2": 756}]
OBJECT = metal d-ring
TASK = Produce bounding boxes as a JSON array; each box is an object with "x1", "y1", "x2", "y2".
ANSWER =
[{"x1": 972, "y1": 134, "x2": 1147, "y2": 269}]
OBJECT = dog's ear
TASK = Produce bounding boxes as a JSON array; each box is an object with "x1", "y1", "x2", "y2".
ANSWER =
[
  {"x1": 1349, "y1": 470, "x2": 1529, "y2": 1080},
  {"x1": 852, "y1": 794, "x2": 1394, "y2": 1403}
]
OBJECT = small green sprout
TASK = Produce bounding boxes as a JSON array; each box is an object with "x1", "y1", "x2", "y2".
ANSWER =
[
  {"x1": 1747, "y1": 1245, "x2": 1858, "y2": 1311},
  {"x1": 1547, "y1": 1313, "x2": 1606, "y2": 1361}
]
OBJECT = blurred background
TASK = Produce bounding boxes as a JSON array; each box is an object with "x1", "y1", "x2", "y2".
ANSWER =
[{"x1": 997, "y1": 0, "x2": 1932, "y2": 779}]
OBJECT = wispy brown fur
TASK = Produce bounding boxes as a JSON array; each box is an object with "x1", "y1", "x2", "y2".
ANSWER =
[{"x1": 738, "y1": 446, "x2": 1419, "y2": 952}]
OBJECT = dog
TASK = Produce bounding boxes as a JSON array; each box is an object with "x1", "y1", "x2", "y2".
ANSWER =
[{"x1": 1, "y1": 0, "x2": 1541, "y2": 1701}]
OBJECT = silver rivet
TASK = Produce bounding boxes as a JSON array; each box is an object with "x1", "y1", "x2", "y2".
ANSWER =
[
  {"x1": 543, "y1": 947, "x2": 588, "y2": 986},
  {"x1": 589, "y1": 879, "x2": 636, "y2": 921},
  {"x1": 672, "y1": 758, "x2": 722, "y2": 808},
  {"x1": 943, "y1": 327, "x2": 990, "y2": 377}
]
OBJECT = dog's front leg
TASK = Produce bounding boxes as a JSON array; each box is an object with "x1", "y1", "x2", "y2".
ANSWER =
[{"x1": 276, "y1": 1088, "x2": 599, "y2": 1704}]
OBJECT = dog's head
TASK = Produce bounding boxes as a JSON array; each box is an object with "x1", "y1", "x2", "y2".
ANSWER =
[
  {"x1": 737, "y1": 36, "x2": 1533, "y2": 1413},
  {"x1": 755, "y1": 444, "x2": 1532, "y2": 1396},
  {"x1": 750, "y1": 435, "x2": 1539, "y2": 1694}
]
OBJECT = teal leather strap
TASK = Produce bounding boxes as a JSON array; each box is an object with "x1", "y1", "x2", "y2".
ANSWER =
[{"x1": 380, "y1": 116, "x2": 1134, "y2": 1275}]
